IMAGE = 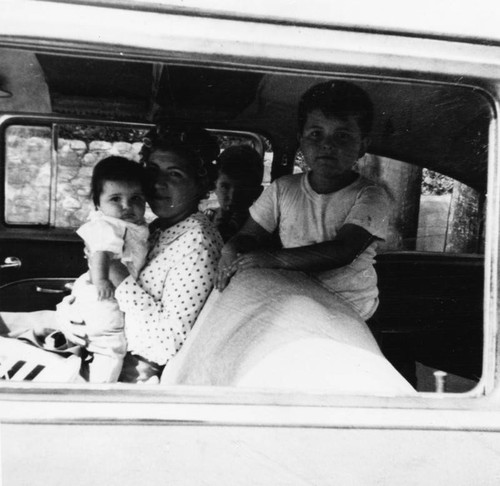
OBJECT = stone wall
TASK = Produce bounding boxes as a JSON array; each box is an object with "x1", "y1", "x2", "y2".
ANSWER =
[{"x1": 6, "y1": 127, "x2": 143, "y2": 228}]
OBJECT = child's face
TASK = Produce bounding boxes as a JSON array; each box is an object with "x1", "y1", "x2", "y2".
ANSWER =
[
  {"x1": 299, "y1": 109, "x2": 368, "y2": 179},
  {"x1": 215, "y1": 173, "x2": 237, "y2": 211},
  {"x1": 98, "y1": 180, "x2": 146, "y2": 224},
  {"x1": 215, "y1": 173, "x2": 255, "y2": 212}
]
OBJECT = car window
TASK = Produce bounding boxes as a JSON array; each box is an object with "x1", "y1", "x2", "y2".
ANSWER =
[
  {"x1": 4, "y1": 123, "x2": 267, "y2": 228},
  {"x1": 0, "y1": 55, "x2": 493, "y2": 397},
  {"x1": 5, "y1": 125, "x2": 52, "y2": 225},
  {"x1": 362, "y1": 156, "x2": 484, "y2": 254},
  {"x1": 418, "y1": 168, "x2": 483, "y2": 254},
  {"x1": 5, "y1": 123, "x2": 149, "y2": 228},
  {"x1": 294, "y1": 152, "x2": 484, "y2": 255}
]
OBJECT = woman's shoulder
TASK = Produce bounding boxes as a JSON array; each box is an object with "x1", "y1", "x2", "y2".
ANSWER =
[{"x1": 183, "y1": 213, "x2": 224, "y2": 245}]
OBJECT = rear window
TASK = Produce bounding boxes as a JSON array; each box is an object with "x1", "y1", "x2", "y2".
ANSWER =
[{"x1": 4, "y1": 123, "x2": 269, "y2": 228}]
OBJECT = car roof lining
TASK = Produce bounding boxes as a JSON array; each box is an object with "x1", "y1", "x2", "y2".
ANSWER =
[{"x1": 34, "y1": 53, "x2": 492, "y2": 191}]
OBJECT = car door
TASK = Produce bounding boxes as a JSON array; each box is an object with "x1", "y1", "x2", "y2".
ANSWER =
[{"x1": 0, "y1": 118, "x2": 150, "y2": 311}]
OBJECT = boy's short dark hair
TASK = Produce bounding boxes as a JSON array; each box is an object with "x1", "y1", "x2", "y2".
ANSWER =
[
  {"x1": 217, "y1": 145, "x2": 264, "y2": 188},
  {"x1": 91, "y1": 156, "x2": 147, "y2": 207},
  {"x1": 298, "y1": 80, "x2": 374, "y2": 136}
]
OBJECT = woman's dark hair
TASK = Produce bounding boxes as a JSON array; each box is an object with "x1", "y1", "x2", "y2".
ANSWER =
[
  {"x1": 217, "y1": 145, "x2": 264, "y2": 188},
  {"x1": 140, "y1": 127, "x2": 210, "y2": 198},
  {"x1": 297, "y1": 80, "x2": 374, "y2": 136},
  {"x1": 91, "y1": 156, "x2": 148, "y2": 207}
]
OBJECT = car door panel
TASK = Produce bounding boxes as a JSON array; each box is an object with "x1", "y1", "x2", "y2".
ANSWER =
[{"x1": 0, "y1": 237, "x2": 85, "y2": 311}]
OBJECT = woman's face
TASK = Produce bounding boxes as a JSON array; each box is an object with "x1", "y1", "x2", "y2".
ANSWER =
[{"x1": 146, "y1": 149, "x2": 201, "y2": 226}]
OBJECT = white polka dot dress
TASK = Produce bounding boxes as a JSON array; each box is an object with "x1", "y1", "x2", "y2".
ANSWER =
[{"x1": 115, "y1": 212, "x2": 223, "y2": 366}]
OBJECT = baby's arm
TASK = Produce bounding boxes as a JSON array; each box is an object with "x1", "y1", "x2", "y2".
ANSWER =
[{"x1": 88, "y1": 250, "x2": 115, "y2": 300}]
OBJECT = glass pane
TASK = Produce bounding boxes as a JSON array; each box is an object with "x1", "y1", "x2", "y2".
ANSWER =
[
  {"x1": 54, "y1": 124, "x2": 149, "y2": 228},
  {"x1": 5, "y1": 125, "x2": 52, "y2": 225},
  {"x1": 418, "y1": 169, "x2": 483, "y2": 254}
]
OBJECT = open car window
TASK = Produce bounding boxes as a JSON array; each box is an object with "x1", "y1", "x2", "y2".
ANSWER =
[
  {"x1": 0, "y1": 50, "x2": 494, "y2": 399},
  {"x1": 4, "y1": 122, "x2": 268, "y2": 228}
]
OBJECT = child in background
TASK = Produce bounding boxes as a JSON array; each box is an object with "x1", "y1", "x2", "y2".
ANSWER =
[
  {"x1": 206, "y1": 145, "x2": 264, "y2": 242},
  {"x1": 61, "y1": 156, "x2": 150, "y2": 382},
  {"x1": 216, "y1": 81, "x2": 391, "y2": 321}
]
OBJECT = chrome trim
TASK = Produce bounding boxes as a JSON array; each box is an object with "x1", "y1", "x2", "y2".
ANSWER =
[
  {"x1": 35, "y1": 286, "x2": 67, "y2": 294},
  {"x1": 0, "y1": 256, "x2": 21, "y2": 269},
  {"x1": 1, "y1": 397, "x2": 500, "y2": 432}
]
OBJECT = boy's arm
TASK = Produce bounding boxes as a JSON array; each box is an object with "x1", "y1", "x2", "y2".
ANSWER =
[
  {"x1": 215, "y1": 217, "x2": 273, "y2": 290},
  {"x1": 232, "y1": 223, "x2": 375, "y2": 274},
  {"x1": 88, "y1": 250, "x2": 115, "y2": 300}
]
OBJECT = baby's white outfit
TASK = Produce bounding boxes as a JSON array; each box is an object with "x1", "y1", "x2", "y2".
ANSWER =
[{"x1": 65, "y1": 210, "x2": 149, "y2": 382}]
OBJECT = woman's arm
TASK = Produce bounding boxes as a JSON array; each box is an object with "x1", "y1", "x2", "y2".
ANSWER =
[{"x1": 114, "y1": 234, "x2": 220, "y2": 366}]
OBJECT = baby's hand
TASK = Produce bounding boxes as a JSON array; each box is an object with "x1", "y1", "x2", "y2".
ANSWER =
[{"x1": 94, "y1": 279, "x2": 115, "y2": 300}]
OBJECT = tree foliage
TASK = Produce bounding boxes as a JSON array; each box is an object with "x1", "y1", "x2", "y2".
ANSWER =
[{"x1": 421, "y1": 169, "x2": 454, "y2": 195}]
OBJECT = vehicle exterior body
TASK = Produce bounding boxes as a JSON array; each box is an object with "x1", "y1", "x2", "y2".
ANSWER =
[{"x1": 0, "y1": 1, "x2": 499, "y2": 484}]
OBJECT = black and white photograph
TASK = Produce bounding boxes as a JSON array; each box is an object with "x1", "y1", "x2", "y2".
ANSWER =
[{"x1": 0, "y1": 0, "x2": 498, "y2": 484}]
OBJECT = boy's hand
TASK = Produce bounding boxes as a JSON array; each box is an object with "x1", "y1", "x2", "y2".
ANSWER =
[
  {"x1": 94, "y1": 279, "x2": 115, "y2": 300},
  {"x1": 233, "y1": 251, "x2": 280, "y2": 272}
]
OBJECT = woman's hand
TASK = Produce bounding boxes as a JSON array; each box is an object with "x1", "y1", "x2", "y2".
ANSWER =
[
  {"x1": 216, "y1": 249, "x2": 280, "y2": 291},
  {"x1": 215, "y1": 221, "x2": 273, "y2": 291},
  {"x1": 215, "y1": 246, "x2": 239, "y2": 291}
]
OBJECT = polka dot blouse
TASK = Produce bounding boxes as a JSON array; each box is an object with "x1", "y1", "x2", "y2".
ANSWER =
[{"x1": 115, "y1": 212, "x2": 223, "y2": 366}]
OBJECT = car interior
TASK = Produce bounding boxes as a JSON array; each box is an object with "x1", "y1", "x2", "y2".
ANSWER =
[{"x1": 0, "y1": 48, "x2": 490, "y2": 393}]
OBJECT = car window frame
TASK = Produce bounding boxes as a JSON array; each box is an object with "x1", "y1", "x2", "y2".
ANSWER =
[
  {"x1": 1, "y1": 114, "x2": 268, "y2": 230},
  {"x1": 0, "y1": 90, "x2": 494, "y2": 406},
  {"x1": 0, "y1": 3, "x2": 499, "y2": 428}
]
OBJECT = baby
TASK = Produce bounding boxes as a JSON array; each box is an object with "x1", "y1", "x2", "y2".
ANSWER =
[{"x1": 62, "y1": 156, "x2": 149, "y2": 383}]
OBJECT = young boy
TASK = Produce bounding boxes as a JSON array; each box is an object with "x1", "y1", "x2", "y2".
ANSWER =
[
  {"x1": 215, "y1": 80, "x2": 390, "y2": 320},
  {"x1": 206, "y1": 145, "x2": 264, "y2": 242}
]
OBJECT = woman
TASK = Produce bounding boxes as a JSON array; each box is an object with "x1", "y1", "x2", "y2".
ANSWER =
[
  {"x1": 111, "y1": 136, "x2": 223, "y2": 381},
  {"x1": 5, "y1": 134, "x2": 223, "y2": 383}
]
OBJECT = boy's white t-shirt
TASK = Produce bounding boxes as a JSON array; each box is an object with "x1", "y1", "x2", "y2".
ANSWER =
[{"x1": 249, "y1": 172, "x2": 391, "y2": 319}]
